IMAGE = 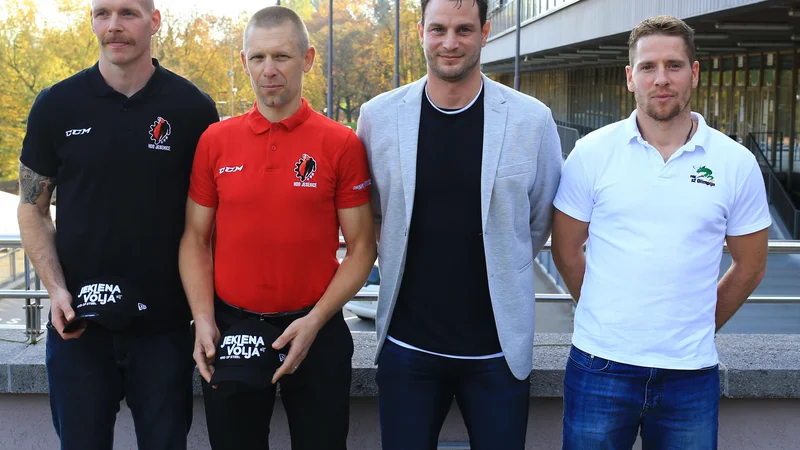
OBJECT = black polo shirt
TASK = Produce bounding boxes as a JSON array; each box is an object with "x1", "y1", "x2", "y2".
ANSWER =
[{"x1": 20, "y1": 59, "x2": 219, "y2": 331}]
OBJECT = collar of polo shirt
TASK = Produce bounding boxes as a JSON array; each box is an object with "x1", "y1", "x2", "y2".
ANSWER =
[
  {"x1": 87, "y1": 58, "x2": 166, "y2": 99},
  {"x1": 246, "y1": 98, "x2": 313, "y2": 135},
  {"x1": 622, "y1": 109, "x2": 712, "y2": 154}
]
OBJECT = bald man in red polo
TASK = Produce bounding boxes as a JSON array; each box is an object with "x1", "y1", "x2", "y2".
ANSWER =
[{"x1": 178, "y1": 6, "x2": 376, "y2": 449}]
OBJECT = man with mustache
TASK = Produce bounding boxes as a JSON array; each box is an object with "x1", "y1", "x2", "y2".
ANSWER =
[
  {"x1": 552, "y1": 16, "x2": 770, "y2": 449},
  {"x1": 180, "y1": 6, "x2": 376, "y2": 449},
  {"x1": 17, "y1": 0, "x2": 218, "y2": 448},
  {"x1": 357, "y1": 0, "x2": 562, "y2": 448}
]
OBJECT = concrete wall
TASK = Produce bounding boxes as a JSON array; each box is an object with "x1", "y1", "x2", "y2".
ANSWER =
[
  {"x1": 481, "y1": 0, "x2": 768, "y2": 64},
  {"x1": 3, "y1": 332, "x2": 799, "y2": 449},
  {"x1": 0, "y1": 395, "x2": 798, "y2": 449}
]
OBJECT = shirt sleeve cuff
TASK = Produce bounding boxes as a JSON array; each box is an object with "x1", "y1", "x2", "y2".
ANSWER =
[
  {"x1": 553, "y1": 200, "x2": 591, "y2": 223},
  {"x1": 335, "y1": 195, "x2": 370, "y2": 210},
  {"x1": 188, "y1": 191, "x2": 218, "y2": 209},
  {"x1": 727, "y1": 218, "x2": 772, "y2": 237}
]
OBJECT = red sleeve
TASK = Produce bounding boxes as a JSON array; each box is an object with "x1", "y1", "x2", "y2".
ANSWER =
[
  {"x1": 188, "y1": 130, "x2": 219, "y2": 208},
  {"x1": 334, "y1": 130, "x2": 371, "y2": 209}
]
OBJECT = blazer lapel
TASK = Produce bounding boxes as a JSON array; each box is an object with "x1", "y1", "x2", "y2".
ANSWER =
[
  {"x1": 480, "y1": 76, "x2": 508, "y2": 230},
  {"x1": 397, "y1": 77, "x2": 426, "y2": 228}
]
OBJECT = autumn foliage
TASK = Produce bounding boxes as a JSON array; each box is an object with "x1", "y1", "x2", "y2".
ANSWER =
[{"x1": 0, "y1": 0, "x2": 426, "y2": 181}]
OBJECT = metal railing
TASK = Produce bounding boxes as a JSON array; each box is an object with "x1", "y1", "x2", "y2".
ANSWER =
[
  {"x1": 751, "y1": 132, "x2": 788, "y2": 173},
  {"x1": 556, "y1": 124, "x2": 580, "y2": 159},
  {"x1": 747, "y1": 134, "x2": 800, "y2": 239},
  {"x1": 0, "y1": 237, "x2": 43, "y2": 342},
  {"x1": 0, "y1": 247, "x2": 25, "y2": 287},
  {"x1": 2, "y1": 235, "x2": 800, "y2": 343},
  {"x1": 554, "y1": 120, "x2": 596, "y2": 138}
]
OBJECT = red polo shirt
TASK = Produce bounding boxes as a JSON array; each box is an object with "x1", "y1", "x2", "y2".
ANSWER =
[{"x1": 189, "y1": 99, "x2": 371, "y2": 312}]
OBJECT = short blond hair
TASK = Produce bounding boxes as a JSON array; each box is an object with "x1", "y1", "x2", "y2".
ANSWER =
[
  {"x1": 628, "y1": 15, "x2": 695, "y2": 65},
  {"x1": 244, "y1": 6, "x2": 309, "y2": 53}
]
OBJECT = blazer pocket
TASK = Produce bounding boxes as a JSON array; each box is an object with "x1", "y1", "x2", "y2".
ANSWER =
[
  {"x1": 516, "y1": 258, "x2": 534, "y2": 273},
  {"x1": 496, "y1": 160, "x2": 534, "y2": 178}
]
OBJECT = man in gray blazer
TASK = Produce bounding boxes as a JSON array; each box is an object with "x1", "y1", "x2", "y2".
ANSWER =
[{"x1": 356, "y1": 0, "x2": 562, "y2": 448}]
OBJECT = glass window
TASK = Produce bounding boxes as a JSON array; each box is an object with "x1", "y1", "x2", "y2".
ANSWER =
[
  {"x1": 722, "y1": 58, "x2": 733, "y2": 87},
  {"x1": 777, "y1": 85, "x2": 792, "y2": 151},
  {"x1": 748, "y1": 55, "x2": 761, "y2": 87},
  {"x1": 732, "y1": 89, "x2": 742, "y2": 139},
  {"x1": 710, "y1": 90, "x2": 720, "y2": 128},
  {"x1": 698, "y1": 83, "x2": 707, "y2": 117},
  {"x1": 776, "y1": 53, "x2": 794, "y2": 155},
  {"x1": 765, "y1": 68, "x2": 775, "y2": 87},
  {"x1": 779, "y1": 53, "x2": 793, "y2": 87},
  {"x1": 795, "y1": 67, "x2": 800, "y2": 174},
  {"x1": 736, "y1": 55, "x2": 746, "y2": 87},
  {"x1": 720, "y1": 88, "x2": 729, "y2": 135},
  {"x1": 698, "y1": 60, "x2": 708, "y2": 117}
]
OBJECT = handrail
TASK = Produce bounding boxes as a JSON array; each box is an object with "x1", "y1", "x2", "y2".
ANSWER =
[
  {"x1": 746, "y1": 133, "x2": 800, "y2": 239},
  {"x1": 553, "y1": 120, "x2": 597, "y2": 138},
  {"x1": 4, "y1": 235, "x2": 800, "y2": 344},
  {"x1": 5, "y1": 235, "x2": 800, "y2": 257},
  {"x1": 349, "y1": 236, "x2": 800, "y2": 253}
]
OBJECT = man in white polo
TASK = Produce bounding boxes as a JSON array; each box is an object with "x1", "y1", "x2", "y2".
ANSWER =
[{"x1": 552, "y1": 15, "x2": 770, "y2": 449}]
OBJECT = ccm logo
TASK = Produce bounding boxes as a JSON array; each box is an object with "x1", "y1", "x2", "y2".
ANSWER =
[
  {"x1": 65, "y1": 128, "x2": 91, "y2": 137},
  {"x1": 219, "y1": 165, "x2": 244, "y2": 174}
]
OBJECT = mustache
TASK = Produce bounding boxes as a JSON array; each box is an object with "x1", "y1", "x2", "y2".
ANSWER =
[
  {"x1": 649, "y1": 90, "x2": 678, "y2": 97},
  {"x1": 102, "y1": 35, "x2": 134, "y2": 45}
]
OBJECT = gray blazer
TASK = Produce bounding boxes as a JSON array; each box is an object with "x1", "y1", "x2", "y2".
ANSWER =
[{"x1": 356, "y1": 75, "x2": 562, "y2": 380}]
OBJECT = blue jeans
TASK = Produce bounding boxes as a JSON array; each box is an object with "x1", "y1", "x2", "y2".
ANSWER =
[
  {"x1": 376, "y1": 339, "x2": 530, "y2": 450},
  {"x1": 46, "y1": 322, "x2": 195, "y2": 450},
  {"x1": 563, "y1": 345, "x2": 720, "y2": 450}
]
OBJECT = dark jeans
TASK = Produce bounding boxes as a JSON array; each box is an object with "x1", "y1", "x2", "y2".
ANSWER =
[
  {"x1": 202, "y1": 306, "x2": 353, "y2": 450},
  {"x1": 563, "y1": 345, "x2": 720, "y2": 450},
  {"x1": 46, "y1": 322, "x2": 195, "y2": 450},
  {"x1": 376, "y1": 339, "x2": 530, "y2": 450}
]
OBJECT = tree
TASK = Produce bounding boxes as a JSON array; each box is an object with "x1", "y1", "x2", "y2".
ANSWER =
[{"x1": 0, "y1": 0, "x2": 427, "y2": 183}]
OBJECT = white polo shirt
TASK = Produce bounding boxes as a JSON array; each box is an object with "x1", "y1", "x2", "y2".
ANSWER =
[{"x1": 554, "y1": 110, "x2": 771, "y2": 370}]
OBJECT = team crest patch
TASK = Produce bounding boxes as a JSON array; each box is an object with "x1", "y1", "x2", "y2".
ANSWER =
[
  {"x1": 689, "y1": 165, "x2": 715, "y2": 187},
  {"x1": 148, "y1": 117, "x2": 171, "y2": 151},
  {"x1": 294, "y1": 154, "x2": 317, "y2": 188}
]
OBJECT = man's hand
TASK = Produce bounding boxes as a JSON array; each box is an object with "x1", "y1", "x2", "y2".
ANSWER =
[
  {"x1": 271, "y1": 313, "x2": 325, "y2": 384},
  {"x1": 51, "y1": 288, "x2": 85, "y2": 339},
  {"x1": 194, "y1": 317, "x2": 221, "y2": 383}
]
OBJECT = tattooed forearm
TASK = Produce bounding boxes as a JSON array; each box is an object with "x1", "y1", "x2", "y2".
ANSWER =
[{"x1": 19, "y1": 163, "x2": 55, "y2": 205}]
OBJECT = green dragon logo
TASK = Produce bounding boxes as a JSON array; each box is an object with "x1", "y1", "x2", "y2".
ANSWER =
[{"x1": 694, "y1": 166, "x2": 714, "y2": 181}]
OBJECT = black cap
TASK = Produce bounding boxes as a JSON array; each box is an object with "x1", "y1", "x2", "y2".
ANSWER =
[
  {"x1": 209, "y1": 318, "x2": 287, "y2": 390},
  {"x1": 63, "y1": 277, "x2": 147, "y2": 333}
]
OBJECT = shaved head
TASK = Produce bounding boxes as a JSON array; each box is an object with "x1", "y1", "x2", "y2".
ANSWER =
[{"x1": 244, "y1": 6, "x2": 309, "y2": 53}]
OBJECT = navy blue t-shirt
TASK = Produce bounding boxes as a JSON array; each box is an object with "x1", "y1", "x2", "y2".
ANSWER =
[{"x1": 388, "y1": 86, "x2": 502, "y2": 356}]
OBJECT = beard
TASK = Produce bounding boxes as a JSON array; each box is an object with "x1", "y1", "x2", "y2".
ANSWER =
[
  {"x1": 426, "y1": 48, "x2": 481, "y2": 82},
  {"x1": 638, "y1": 87, "x2": 692, "y2": 122},
  {"x1": 253, "y1": 79, "x2": 289, "y2": 108},
  {"x1": 257, "y1": 91, "x2": 289, "y2": 107}
]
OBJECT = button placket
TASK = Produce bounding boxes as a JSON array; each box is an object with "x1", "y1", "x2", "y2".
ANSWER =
[{"x1": 265, "y1": 128, "x2": 280, "y2": 171}]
